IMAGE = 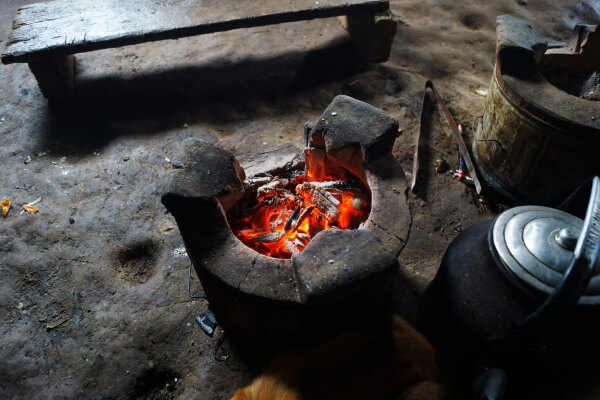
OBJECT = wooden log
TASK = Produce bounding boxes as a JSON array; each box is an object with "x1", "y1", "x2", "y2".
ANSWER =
[
  {"x1": 246, "y1": 176, "x2": 273, "y2": 188},
  {"x1": 251, "y1": 232, "x2": 280, "y2": 243},
  {"x1": 295, "y1": 206, "x2": 316, "y2": 230},
  {"x1": 296, "y1": 182, "x2": 340, "y2": 222},
  {"x1": 283, "y1": 207, "x2": 301, "y2": 232},
  {"x1": 256, "y1": 178, "x2": 289, "y2": 198},
  {"x1": 304, "y1": 148, "x2": 328, "y2": 182},
  {"x1": 284, "y1": 239, "x2": 302, "y2": 255},
  {"x1": 238, "y1": 143, "x2": 301, "y2": 179},
  {"x1": 337, "y1": 10, "x2": 397, "y2": 62},
  {"x1": 237, "y1": 227, "x2": 270, "y2": 235},
  {"x1": 27, "y1": 55, "x2": 74, "y2": 100},
  {"x1": 297, "y1": 232, "x2": 311, "y2": 241}
]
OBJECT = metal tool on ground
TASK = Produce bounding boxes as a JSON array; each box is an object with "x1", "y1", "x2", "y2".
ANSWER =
[{"x1": 411, "y1": 80, "x2": 482, "y2": 194}]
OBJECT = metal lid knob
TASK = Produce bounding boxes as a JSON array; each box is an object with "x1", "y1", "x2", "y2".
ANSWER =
[{"x1": 555, "y1": 227, "x2": 580, "y2": 250}]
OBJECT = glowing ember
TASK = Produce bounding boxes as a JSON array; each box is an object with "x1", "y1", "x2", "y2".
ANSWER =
[{"x1": 229, "y1": 150, "x2": 370, "y2": 259}]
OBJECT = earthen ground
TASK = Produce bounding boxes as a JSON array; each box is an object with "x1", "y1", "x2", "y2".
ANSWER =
[{"x1": 1, "y1": 1, "x2": 599, "y2": 399}]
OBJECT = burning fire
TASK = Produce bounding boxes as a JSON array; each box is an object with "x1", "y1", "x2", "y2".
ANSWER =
[{"x1": 230, "y1": 149, "x2": 370, "y2": 259}]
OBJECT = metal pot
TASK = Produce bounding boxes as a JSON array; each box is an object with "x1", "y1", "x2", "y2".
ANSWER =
[{"x1": 419, "y1": 177, "x2": 600, "y2": 396}]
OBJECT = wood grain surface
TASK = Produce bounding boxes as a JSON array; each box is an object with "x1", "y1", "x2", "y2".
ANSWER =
[{"x1": 2, "y1": 0, "x2": 389, "y2": 63}]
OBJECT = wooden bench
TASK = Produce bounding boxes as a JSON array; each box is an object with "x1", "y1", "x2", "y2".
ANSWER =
[{"x1": 1, "y1": 0, "x2": 397, "y2": 100}]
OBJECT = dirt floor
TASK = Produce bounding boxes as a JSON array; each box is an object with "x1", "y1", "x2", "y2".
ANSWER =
[{"x1": 1, "y1": 0, "x2": 600, "y2": 399}]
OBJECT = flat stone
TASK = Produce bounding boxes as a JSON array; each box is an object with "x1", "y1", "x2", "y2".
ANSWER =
[
  {"x1": 311, "y1": 95, "x2": 399, "y2": 164},
  {"x1": 292, "y1": 228, "x2": 398, "y2": 304},
  {"x1": 162, "y1": 138, "x2": 245, "y2": 212}
]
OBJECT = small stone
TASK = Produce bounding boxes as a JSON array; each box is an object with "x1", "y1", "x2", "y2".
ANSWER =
[
  {"x1": 23, "y1": 155, "x2": 31, "y2": 164},
  {"x1": 69, "y1": 217, "x2": 75, "y2": 224},
  {"x1": 328, "y1": 259, "x2": 335, "y2": 264},
  {"x1": 123, "y1": 156, "x2": 129, "y2": 162}
]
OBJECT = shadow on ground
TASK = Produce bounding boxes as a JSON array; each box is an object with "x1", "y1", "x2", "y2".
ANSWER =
[{"x1": 40, "y1": 38, "x2": 372, "y2": 156}]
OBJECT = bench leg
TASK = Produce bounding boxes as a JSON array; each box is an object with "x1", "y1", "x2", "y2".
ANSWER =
[
  {"x1": 337, "y1": 10, "x2": 397, "y2": 63},
  {"x1": 27, "y1": 55, "x2": 75, "y2": 100}
]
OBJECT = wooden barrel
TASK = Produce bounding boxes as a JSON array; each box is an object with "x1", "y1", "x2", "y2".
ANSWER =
[{"x1": 473, "y1": 16, "x2": 600, "y2": 206}]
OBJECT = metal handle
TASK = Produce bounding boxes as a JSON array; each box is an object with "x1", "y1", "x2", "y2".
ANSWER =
[{"x1": 512, "y1": 176, "x2": 600, "y2": 341}]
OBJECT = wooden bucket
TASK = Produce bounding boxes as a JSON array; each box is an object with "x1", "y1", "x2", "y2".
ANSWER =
[{"x1": 473, "y1": 16, "x2": 600, "y2": 206}]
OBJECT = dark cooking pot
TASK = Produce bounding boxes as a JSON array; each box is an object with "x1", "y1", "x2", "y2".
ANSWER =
[{"x1": 419, "y1": 177, "x2": 600, "y2": 396}]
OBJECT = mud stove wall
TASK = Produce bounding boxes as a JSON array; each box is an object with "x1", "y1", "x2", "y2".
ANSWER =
[{"x1": 162, "y1": 95, "x2": 411, "y2": 350}]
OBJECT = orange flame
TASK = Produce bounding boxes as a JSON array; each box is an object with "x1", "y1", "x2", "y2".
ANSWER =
[{"x1": 231, "y1": 151, "x2": 370, "y2": 259}]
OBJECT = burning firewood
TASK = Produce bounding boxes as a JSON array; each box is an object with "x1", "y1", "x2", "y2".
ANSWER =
[
  {"x1": 251, "y1": 232, "x2": 280, "y2": 243},
  {"x1": 296, "y1": 182, "x2": 341, "y2": 222},
  {"x1": 283, "y1": 207, "x2": 301, "y2": 232},
  {"x1": 305, "y1": 180, "x2": 360, "y2": 190},
  {"x1": 294, "y1": 205, "x2": 316, "y2": 230},
  {"x1": 246, "y1": 175, "x2": 273, "y2": 187},
  {"x1": 294, "y1": 238, "x2": 306, "y2": 249},
  {"x1": 232, "y1": 150, "x2": 371, "y2": 258},
  {"x1": 304, "y1": 148, "x2": 327, "y2": 181},
  {"x1": 237, "y1": 227, "x2": 271, "y2": 235},
  {"x1": 284, "y1": 239, "x2": 303, "y2": 255},
  {"x1": 257, "y1": 178, "x2": 289, "y2": 197},
  {"x1": 297, "y1": 232, "x2": 310, "y2": 241}
]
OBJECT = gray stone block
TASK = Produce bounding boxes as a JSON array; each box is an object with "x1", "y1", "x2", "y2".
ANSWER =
[
  {"x1": 312, "y1": 95, "x2": 399, "y2": 164},
  {"x1": 293, "y1": 228, "x2": 398, "y2": 304}
]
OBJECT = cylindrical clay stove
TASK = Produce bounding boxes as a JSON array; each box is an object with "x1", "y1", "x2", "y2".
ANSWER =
[
  {"x1": 162, "y1": 95, "x2": 411, "y2": 350},
  {"x1": 474, "y1": 16, "x2": 600, "y2": 206}
]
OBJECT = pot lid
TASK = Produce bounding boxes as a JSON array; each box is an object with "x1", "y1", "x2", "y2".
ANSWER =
[{"x1": 492, "y1": 205, "x2": 600, "y2": 305}]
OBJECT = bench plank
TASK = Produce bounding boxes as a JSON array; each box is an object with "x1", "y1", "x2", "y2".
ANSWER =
[{"x1": 1, "y1": 0, "x2": 389, "y2": 64}]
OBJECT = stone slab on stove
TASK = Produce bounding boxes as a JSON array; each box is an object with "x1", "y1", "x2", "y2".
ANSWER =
[
  {"x1": 312, "y1": 95, "x2": 399, "y2": 164},
  {"x1": 293, "y1": 228, "x2": 398, "y2": 304},
  {"x1": 163, "y1": 138, "x2": 245, "y2": 211}
]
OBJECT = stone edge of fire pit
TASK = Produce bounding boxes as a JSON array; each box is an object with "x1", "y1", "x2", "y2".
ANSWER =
[
  {"x1": 161, "y1": 95, "x2": 412, "y2": 349},
  {"x1": 292, "y1": 228, "x2": 399, "y2": 304},
  {"x1": 162, "y1": 138, "x2": 301, "y2": 304},
  {"x1": 363, "y1": 153, "x2": 411, "y2": 256},
  {"x1": 310, "y1": 95, "x2": 410, "y2": 257},
  {"x1": 313, "y1": 94, "x2": 399, "y2": 165}
]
